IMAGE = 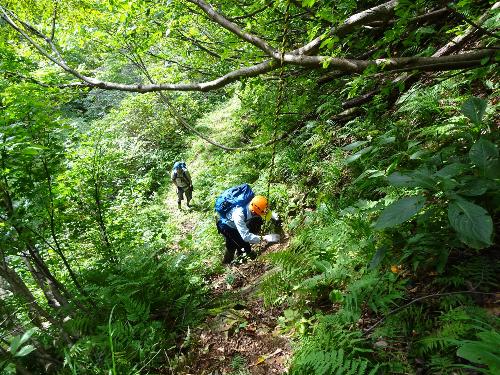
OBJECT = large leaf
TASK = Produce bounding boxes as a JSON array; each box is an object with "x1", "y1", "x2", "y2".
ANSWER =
[
  {"x1": 9, "y1": 337, "x2": 22, "y2": 355},
  {"x1": 341, "y1": 140, "x2": 368, "y2": 151},
  {"x1": 469, "y1": 138, "x2": 498, "y2": 173},
  {"x1": 387, "y1": 170, "x2": 435, "y2": 190},
  {"x1": 9, "y1": 328, "x2": 37, "y2": 356},
  {"x1": 14, "y1": 345, "x2": 36, "y2": 357},
  {"x1": 368, "y1": 246, "x2": 388, "y2": 270},
  {"x1": 457, "y1": 177, "x2": 491, "y2": 196},
  {"x1": 19, "y1": 328, "x2": 38, "y2": 346},
  {"x1": 448, "y1": 199, "x2": 493, "y2": 249},
  {"x1": 434, "y1": 163, "x2": 467, "y2": 178},
  {"x1": 409, "y1": 149, "x2": 428, "y2": 160},
  {"x1": 461, "y1": 97, "x2": 487, "y2": 124},
  {"x1": 387, "y1": 172, "x2": 415, "y2": 187},
  {"x1": 374, "y1": 195, "x2": 426, "y2": 230},
  {"x1": 456, "y1": 331, "x2": 500, "y2": 373},
  {"x1": 377, "y1": 135, "x2": 395, "y2": 145},
  {"x1": 345, "y1": 146, "x2": 373, "y2": 164}
]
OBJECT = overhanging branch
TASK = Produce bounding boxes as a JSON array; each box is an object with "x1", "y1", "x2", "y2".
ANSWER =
[{"x1": 0, "y1": 3, "x2": 497, "y2": 95}]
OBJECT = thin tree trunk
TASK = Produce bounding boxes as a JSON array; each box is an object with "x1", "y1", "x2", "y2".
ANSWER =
[
  {"x1": 0, "y1": 258, "x2": 54, "y2": 327},
  {"x1": 21, "y1": 253, "x2": 69, "y2": 310},
  {"x1": 1, "y1": 177, "x2": 72, "y2": 310},
  {"x1": 42, "y1": 158, "x2": 85, "y2": 294},
  {"x1": 91, "y1": 142, "x2": 115, "y2": 262}
]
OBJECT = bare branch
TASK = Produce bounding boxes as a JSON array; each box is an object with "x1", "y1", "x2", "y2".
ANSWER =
[
  {"x1": 435, "y1": 2, "x2": 500, "y2": 56},
  {"x1": 229, "y1": 2, "x2": 271, "y2": 21},
  {"x1": 1, "y1": 2, "x2": 497, "y2": 96},
  {"x1": 447, "y1": 4, "x2": 500, "y2": 40},
  {"x1": 50, "y1": 1, "x2": 57, "y2": 41},
  {"x1": 294, "y1": 0, "x2": 399, "y2": 56},
  {"x1": 186, "y1": 0, "x2": 280, "y2": 58}
]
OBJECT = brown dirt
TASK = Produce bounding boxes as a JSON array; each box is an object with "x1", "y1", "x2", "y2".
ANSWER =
[{"x1": 177, "y1": 240, "x2": 292, "y2": 375}]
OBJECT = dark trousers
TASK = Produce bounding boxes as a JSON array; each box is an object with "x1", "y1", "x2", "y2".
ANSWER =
[
  {"x1": 177, "y1": 186, "x2": 192, "y2": 203},
  {"x1": 217, "y1": 217, "x2": 263, "y2": 264}
]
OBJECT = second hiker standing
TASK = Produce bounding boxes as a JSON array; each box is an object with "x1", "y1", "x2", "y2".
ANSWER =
[{"x1": 171, "y1": 161, "x2": 193, "y2": 209}]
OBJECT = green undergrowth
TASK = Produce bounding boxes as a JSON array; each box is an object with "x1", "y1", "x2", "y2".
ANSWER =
[
  {"x1": 171, "y1": 73, "x2": 500, "y2": 375},
  {"x1": 2, "y1": 62, "x2": 498, "y2": 375},
  {"x1": 257, "y1": 72, "x2": 500, "y2": 374}
]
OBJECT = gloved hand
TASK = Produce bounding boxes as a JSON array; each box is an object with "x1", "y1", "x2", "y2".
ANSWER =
[{"x1": 263, "y1": 233, "x2": 280, "y2": 243}]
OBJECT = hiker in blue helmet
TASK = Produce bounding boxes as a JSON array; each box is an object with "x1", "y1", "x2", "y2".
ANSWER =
[
  {"x1": 216, "y1": 187, "x2": 280, "y2": 264},
  {"x1": 171, "y1": 161, "x2": 193, "y2": 209}
]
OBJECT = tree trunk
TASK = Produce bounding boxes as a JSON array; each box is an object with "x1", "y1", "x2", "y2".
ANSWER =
[
  {"x1": 21, "y1": 253, "x2": 69, "y2": 310},
  {"x1": 42, "y1": 158, "x2": 85, "y2": 294},
  {"x1": 91, "y1": 143, "x2": 115, "y2": 262},
  {"x1": 0, "y1": 260, "x2": 54, "y2": 327}
]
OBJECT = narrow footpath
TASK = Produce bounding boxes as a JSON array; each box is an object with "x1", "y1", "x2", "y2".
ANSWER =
[
  {"x1": 165, "y1": 178, "x2": 292, "y2": 374},
  {"x1": 181, "y1": 239, "x2": 292, "y2": 375}
]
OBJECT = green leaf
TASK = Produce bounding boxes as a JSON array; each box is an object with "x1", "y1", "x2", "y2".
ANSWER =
[
  {"x1": 434, "y1": 163, "x2": 467, "y2": 178},
  {"x1": 484, "y1": 159, "x2": 500, "y2": 179},
  {"x1": 387, "y1": 172, "x2": 415, "y2": 186},
  {"x1": 469, "y1": 138, "x2": 500, "y2": 178},
  {"x1": 461, "y1": 97, "x2": 487, "y2": 124},
  {"x1": 345, "y1": 146, "x2": 373, "y2": 164},
  {"x1": 14, "y1": 345, "x2": 36, "y2": 357},
  {"x1": 320, "y1": 37, "x2": 333, "y2": 49},
  {"x1": 448, "y1": 199, "x2": 493, "y2": 249},
  {"x1": 368, "y1": 170, "x2": 385, "y2": 178},
  {"x1": 387, "y1": 170, "x2": 436, "y2": 190},
  {"x1": 457, "y1": 177, "x2": 490, "y2": 196},
  {"x1": 19, "y1": 328, "x2": 37, "y2": 346},
  {"x1": 480, "y1": 56, "x2": 490, "y2": 65},
  {"x1": 22, "y1": 146, "x2": 44, "y2": 155},
  {"x1": 9, "y1": 337, "x2": 21, "y2": 355},
  {"x1": 374, "y1": 195, "x2": 426, "y2": 230},
  {"x1": 407, "y1": 140, "x2": 422, "y2": 150},
  {"x1": 329, "y1": 289, "x2": 343, "y2": 302},
  {"x1": 341, "y1": 140, "x2": 368, "y2": 151},
  {"x1": 368, "y1": 246, "x2": 387, "y2": 270},
  {"x1": 377, "y1": 135, "x2": 395, "y2": 145},
  {"x1": 409, "y1": 150, "x2": 427, "y2": 160},
  {"x1": 469, "y1": 138, "x2": 498, "y2": 172},
  {"x1": 302, "y1": 0, "x2": 316, "y2": 8},
  {"x1": 457, "y1": 331, "x2": 500, "y2": 372}
]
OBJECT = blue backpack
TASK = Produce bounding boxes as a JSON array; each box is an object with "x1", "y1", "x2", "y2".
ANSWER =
[
  {"x1": 172, "y1": 161, "x2": 187, "y2": 177},
  {"x1": 173, "y1": 161, "x2": 187, "y2": 171},
  {"x1": 215, "y1": 184, "x2": 255, "y2": 225}
]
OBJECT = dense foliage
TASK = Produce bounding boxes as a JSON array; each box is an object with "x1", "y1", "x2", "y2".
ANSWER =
[{"x1": 1, "y1": 0, "x2": 498, "y2": 374}]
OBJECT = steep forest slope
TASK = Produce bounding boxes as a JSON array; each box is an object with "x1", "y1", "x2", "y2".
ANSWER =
[{"x1": 1, "y1": 0, "x2": 499, "y2": 374}]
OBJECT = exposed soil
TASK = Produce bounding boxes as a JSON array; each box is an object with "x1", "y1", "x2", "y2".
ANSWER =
[
  {"x1": 178, "y1": 240, "x2": 292, "y2": 375},
  {"x1": 165, "y1": 161, "x2": 292, "y2": 375}
]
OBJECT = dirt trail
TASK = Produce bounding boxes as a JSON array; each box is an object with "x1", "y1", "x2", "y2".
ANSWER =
[
  {"x1": 178, "y1": 239, "x2": 292, "y2": 375},
  {"x1": 166, "y1": 155, "x2": 292, "y2": 374}
]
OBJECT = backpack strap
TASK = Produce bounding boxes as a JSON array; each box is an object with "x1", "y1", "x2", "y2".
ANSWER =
[
  {"x1": 242, "y1": 206, "x2": 249, "y2": 221},
  {"x1": 173, "y1": 168, "x2": 190, "y2": 185}
]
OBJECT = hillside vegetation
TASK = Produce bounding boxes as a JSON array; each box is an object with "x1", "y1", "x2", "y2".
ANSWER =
[{"x1": 0, "y1": 0, "x2": 498, "y2": 374}]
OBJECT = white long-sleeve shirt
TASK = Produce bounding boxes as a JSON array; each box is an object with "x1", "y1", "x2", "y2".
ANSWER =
[
  {"x1": 171, "y1": 169, "x2": 192, "y2": 188},
  {"x1": 225, "y1": 206, "x2": 261, "y2": 244}
]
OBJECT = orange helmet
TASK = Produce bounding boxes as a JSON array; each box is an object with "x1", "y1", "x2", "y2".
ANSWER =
[{"x1": 250, "y1": 195, "x2": 268, "y2": 217}]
